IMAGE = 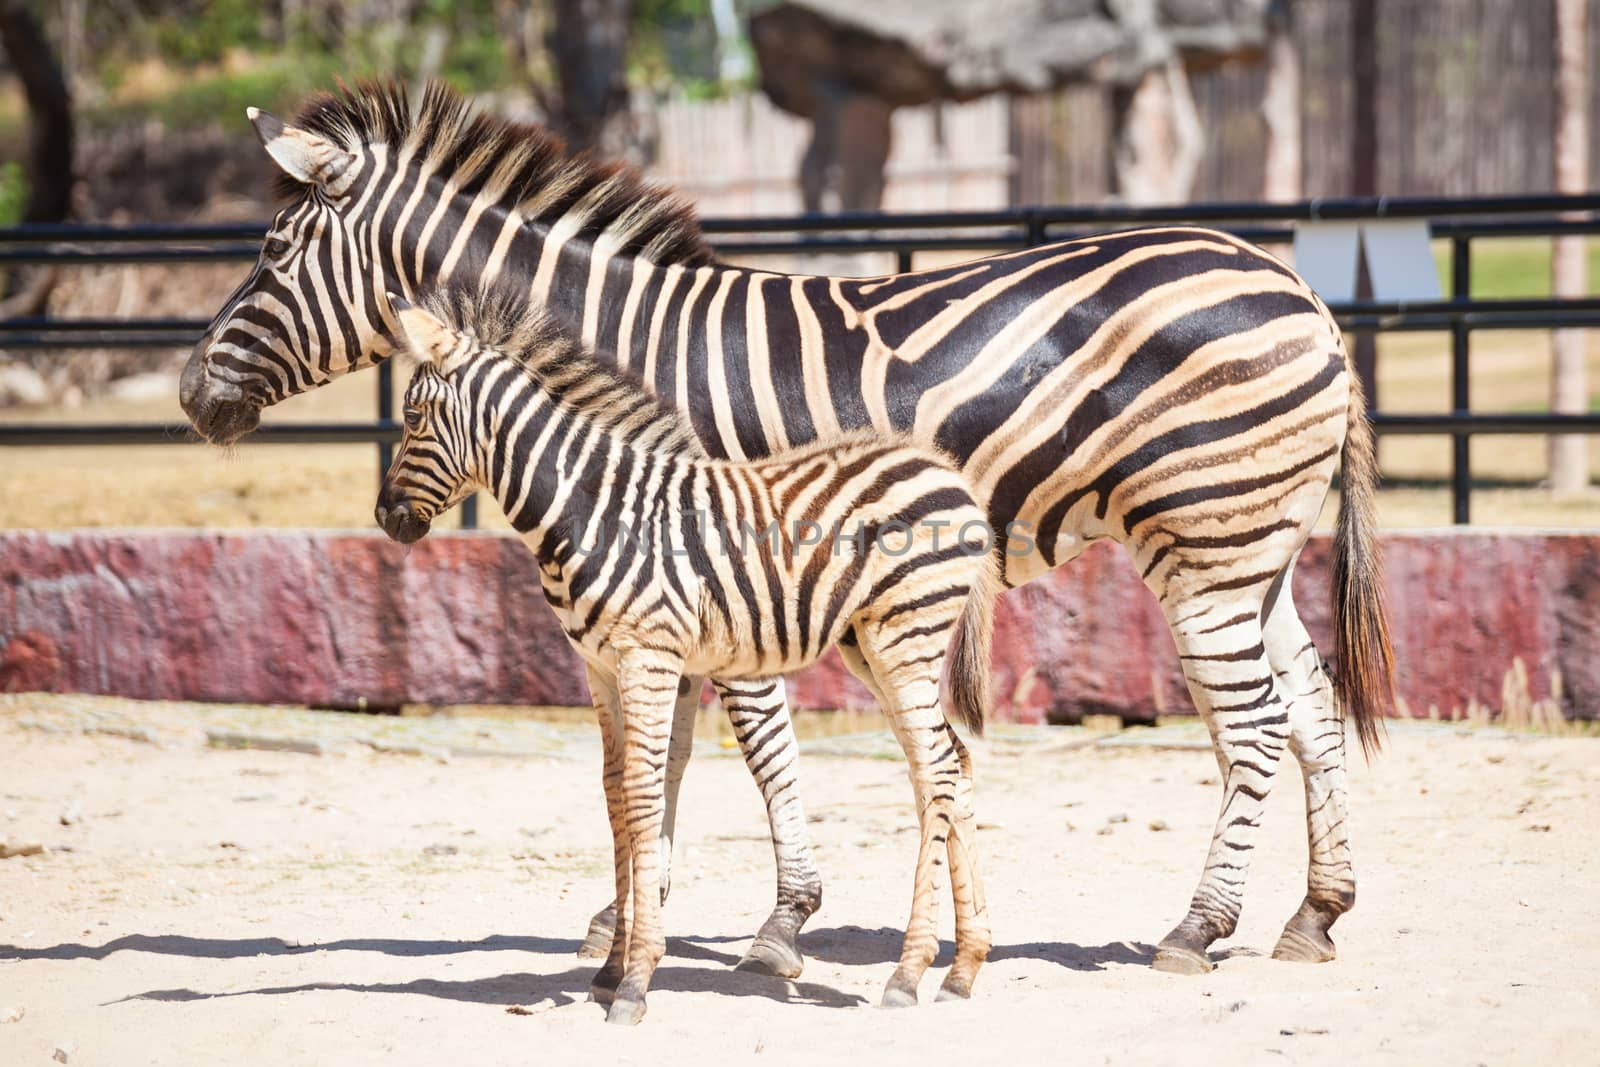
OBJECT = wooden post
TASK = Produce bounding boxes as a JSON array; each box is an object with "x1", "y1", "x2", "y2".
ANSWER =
[
  {"x1": 1550, "y1": 0, "x2": 1590, "y2": 494},
  {"x1": 1111, "y1": 60, "x2": 1202, "y2": 205},
  {"x1": 1350, "y1": 0, "x2": 1379, "y2": 411},
  {"x1": 1261, "y1": 0, "x2": 1301, "y2": 202}
]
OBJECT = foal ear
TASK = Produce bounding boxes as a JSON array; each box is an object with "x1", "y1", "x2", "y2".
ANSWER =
[
  {"x1": 387, "y1": 292, "x2": 458, "y2": 367},
  {"x1": 248, "y1": 107, "x2": 356, "y2": 188}
]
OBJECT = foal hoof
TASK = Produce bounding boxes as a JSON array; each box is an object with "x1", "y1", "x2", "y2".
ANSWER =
[
  {"x1": 1271, "y1": 922, "x2": 1336, "y2": 964},
  {"x1": 735, "y1": 936, "x2": 804, "y2": 979},
  {"x1": 577, "y1": 908, "x2": 615, "y2": 959},
  {"x1": 1152, "y1": 944, "x2": 1214, "y2": 975},
  {"x1": 605, "y1": 997, "x2": 647, "y2": 1026}
]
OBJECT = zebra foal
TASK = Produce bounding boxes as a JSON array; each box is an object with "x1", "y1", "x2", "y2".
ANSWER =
[{"x1": 375, "y1": 289, "x2": 997, "y2": 1023}]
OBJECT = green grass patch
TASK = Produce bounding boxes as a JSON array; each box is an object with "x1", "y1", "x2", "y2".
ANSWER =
[
  {"x1": 0, "y1": 162, "x2": 26, "y2": 226},
  {"x1": 83, "y1": 33, "x2": 518, "y2": 135},
  {"x1": 1435, "y1": 237, "x2": 1600, "y2": 299}
]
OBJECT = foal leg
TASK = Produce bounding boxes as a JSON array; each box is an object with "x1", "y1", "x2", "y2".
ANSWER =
[
  {"x1": 713, "y1": 676, "x2": 823, "y2": 979},
  {"x1": 1152, "y1": 590, "x2": 1291, "y2": 975},
  {"x1": 1263, "y1": 574, "x2": 1356, "y2": 963},
  {"x1": 935, "y1": 726, "x2": 990, "y2": 1001},
  {"x1": 840, "y1": 631, "x2": 990, "y2": 1003},
  {"x1": 583, "y1": 667, "x2": 631, "y2": 1005},
  {"x1": 856, "y1": 621, "x2": 974, "y2": 1007},
  {"x1": 605, "y1": 650, "x2": 683, "y2": 1026},
  {"x1": 580, "y1": 673, "x2": 702, "y2": 958}
]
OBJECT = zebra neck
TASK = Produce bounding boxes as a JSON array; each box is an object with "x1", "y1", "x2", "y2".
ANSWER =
[
  {"x1": 521, "y1": 230, "x2": 747, "y2": 390},
  {"x1": 477, "y1": 356, "x2": 696, "y2": 559}
]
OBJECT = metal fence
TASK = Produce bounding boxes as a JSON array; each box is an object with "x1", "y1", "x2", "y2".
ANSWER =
[{"x1": 7, "y1": 193, "x2": 1600, "y2": 527}]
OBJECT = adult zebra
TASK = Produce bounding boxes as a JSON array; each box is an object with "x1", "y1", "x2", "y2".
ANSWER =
[{"x1": 181, "y1": 81, "x2": 1393, "y2": 977}]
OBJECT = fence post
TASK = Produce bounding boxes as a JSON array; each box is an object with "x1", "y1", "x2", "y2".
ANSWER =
[
  {"x1": 1451, "y1": 235, "x2": 1472, "y2": 524},
  {"x1": 1024, "y1": 209, "x2": 1047, "y2": 248}
]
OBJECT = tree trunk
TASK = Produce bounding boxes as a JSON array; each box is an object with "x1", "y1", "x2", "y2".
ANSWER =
[
  {"x1": 546, "y1": 0, "x2": 633, "y2": 154},
  {"x1": 1551, "y1": 0, "x2": 1590, "y2": 494},
  {"x1": 0, "y1": 0, "x2": 73, "y2": 318},
  {"x1": 1261, "y1": 0, "x2": 1301, "y2": 201},
  {"x1": 0, "y1": 0, "x2": 74, "y2": 226}
]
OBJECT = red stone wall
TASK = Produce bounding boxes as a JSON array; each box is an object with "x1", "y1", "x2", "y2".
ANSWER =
[{"x1": 2, "y1": 530, "x2": 1595, "y2": 721}]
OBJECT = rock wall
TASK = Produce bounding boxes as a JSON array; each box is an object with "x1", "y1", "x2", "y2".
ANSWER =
[{"x1": 1, "y1": 530, "x2": 1594, "y2": 721}]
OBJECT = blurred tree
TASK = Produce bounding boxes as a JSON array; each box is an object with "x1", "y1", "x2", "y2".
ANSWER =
[
  {"x1": 0, "y1": 0, "x2": 73, "y2": 315},
  {"x1": 544, "y1": 0, "x2": 633, "y2": 152},
  {"x1": 0, "y1": 0, "x2": 73, "y2": 226}
]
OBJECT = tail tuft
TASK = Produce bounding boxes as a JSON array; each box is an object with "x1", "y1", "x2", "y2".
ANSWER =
[
  {"x1": 1332, "y1": 352, "x2": 1395, "y2": 760},
  {"x1": 948, "y1": 559, "x2": 1000, "y2": 737}
]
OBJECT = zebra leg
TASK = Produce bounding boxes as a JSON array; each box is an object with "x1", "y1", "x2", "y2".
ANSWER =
[
  {"x1": 579, "y1": 673, "x2": 701, "y2": 959},
  {"x1": 1152, "y1": 594, "x2": 1290, "y2": 976},
  {"x1": 604, "y1": 650, "x2": 682, "y2": 1026},
  {"x1": 856, "y1": 623, "x2": 970, "y2": 1008},
  {"x1": 840, "y1": 630, "x2": 990, "y2": 1003},
  {"x1": 935, "y1": 726, "x2": 990, "y2": 1002},
  {"x1": 1262, "y1": 581, "x2": 1356, "y2": 963},
  {"x1": 583, "y1": 666, "x2": 630, "y2": 1005},
  {"x1": 713, "y1": 677, "x2": 823, "y2": 980}
]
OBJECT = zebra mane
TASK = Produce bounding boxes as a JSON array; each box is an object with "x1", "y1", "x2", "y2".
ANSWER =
[
  {"x1": 423, "y1": 286, "x2": 701, "y2": 455},
  {"x1": 274, "y1": 80, "x2": 714, "y2": 268}
]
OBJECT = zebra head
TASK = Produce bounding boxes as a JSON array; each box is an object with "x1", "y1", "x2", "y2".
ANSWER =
[
  {"x1": 375, "y1": 295, "x2": 480, "y2": 544},
  {"x1": 181, "y1": 107, "x2": 398, "y2": 444}
]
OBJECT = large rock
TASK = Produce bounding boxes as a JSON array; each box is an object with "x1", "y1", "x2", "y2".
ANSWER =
[{"x1": 751, "y1": 0, "x2": 1272, "y2": 118}]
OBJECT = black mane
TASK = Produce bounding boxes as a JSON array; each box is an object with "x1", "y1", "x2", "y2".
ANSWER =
[{"x1": 274, "y1": 80, "x2": 713, "y2": 268}]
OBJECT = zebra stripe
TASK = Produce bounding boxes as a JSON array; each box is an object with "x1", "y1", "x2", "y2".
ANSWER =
[
  {"x1": 375, "y1": 290, "x2": 995, "y2": 1019},
  {"x1": 185, "y1": 80, "x2": 1394, "y2": 978}
]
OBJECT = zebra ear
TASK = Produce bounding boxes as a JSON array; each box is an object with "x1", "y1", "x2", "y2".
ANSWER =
[
  {"x1": 388, "y1": 294, "x2": 457, "y2": 367},
  {"x1": 248, "y1": 106, "x2": 355, "y2": 188}
]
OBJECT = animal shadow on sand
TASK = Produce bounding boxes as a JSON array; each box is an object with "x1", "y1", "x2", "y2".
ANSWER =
[
  {"x1": 5, "y1": 927, "x2": 1222, "y2": 1011},
  {"x1": 0, "y1": 932, "x2": 863, "y2": 1011},
  {"x1": 687, "y1": 925, "x2": 1163, "y2": 973}
]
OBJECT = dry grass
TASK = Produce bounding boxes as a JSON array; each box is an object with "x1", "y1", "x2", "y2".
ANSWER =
[{"x1": 1395, "y1": 657, "x2": 1600, "y2": 737}]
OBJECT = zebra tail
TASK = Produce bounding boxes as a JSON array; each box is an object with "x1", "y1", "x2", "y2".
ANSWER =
[
  {"x1": 947, "y1": 561, "x2": 1000, "y2": 739},
  {"x1": 1332, "y1": 353, "x2": 1395, "y2": 760}
]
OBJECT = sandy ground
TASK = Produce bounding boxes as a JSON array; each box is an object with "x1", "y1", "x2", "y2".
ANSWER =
[{"x1": 1, "y1": 696, "x2": 1597, "y2": 1066}]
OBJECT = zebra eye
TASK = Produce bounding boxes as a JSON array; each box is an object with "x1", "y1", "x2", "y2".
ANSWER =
[
  {"x1": 263, "y1": 236, "x2": 290, "y2": 259},
  {"x1": 403, "y1": 407, "x2": 423, "y2": 431}
]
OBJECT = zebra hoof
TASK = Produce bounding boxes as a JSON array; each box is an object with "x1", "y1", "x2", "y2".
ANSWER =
[
  {"x1": 934, "y1": 976, "x2": 973, "y2": 1002},
  {"x1": 735, "y1": 936, "x2": 804, "y2": 979},
  {"x1": 577, "y1": 905, "x2": 616, "y2": 959},
  {"x1": 1152, "y1": 944, "x2": 1214, "y2": 975},
  {"x1": 880, "y1": 978, "x2": 919, "y2": 1008},
  {"x1": 605, "y1": 997, "x2": 647, "y2": 1026},
  {"x1": 1271, "y1": 921, "x2": 1336, "y2": 963}
]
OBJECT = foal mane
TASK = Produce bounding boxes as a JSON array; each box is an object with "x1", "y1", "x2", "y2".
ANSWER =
[
  {"x1": 275, "y1": 80, "x2": 714, "y2": 268},
  {"x1": 425, "y1": 286, "x2": 701, "y2": 455}
]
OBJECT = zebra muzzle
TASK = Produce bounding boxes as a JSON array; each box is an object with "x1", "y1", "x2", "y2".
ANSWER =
[{"x1": 375, "y1": 500, "x2": 431, "y2": 545}]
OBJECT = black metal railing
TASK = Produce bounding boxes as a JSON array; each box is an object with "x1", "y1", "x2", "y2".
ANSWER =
[{"x1": 7, "y1": 192, "x2": 1600, "y2": 527}]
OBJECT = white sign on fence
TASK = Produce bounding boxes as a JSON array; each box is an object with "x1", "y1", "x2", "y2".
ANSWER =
[{"x1": 1293, "y1": 219, "x2": 1442, "y2": 303}]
